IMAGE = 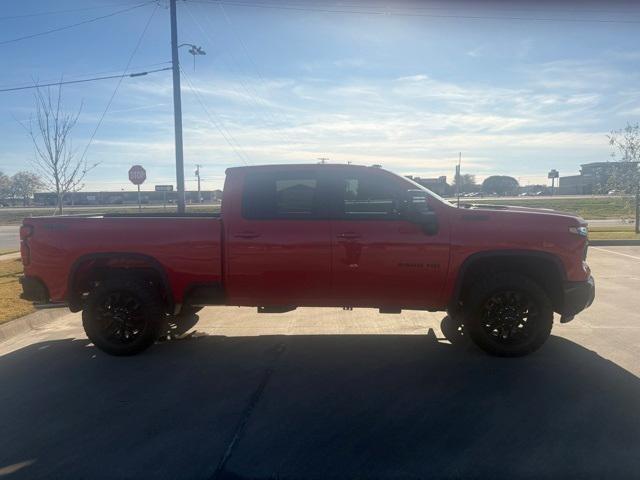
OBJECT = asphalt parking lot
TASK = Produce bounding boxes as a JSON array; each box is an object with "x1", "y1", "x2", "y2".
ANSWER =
[{"x1": 1, "y1": 247, "x2": 639, "y2": 479}]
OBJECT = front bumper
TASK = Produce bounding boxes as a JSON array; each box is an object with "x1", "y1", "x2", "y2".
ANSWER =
[
  {"x1": 20, "y1": 276, "x2": 50, "y2": 304},
  {"x1": 560, "y1": 275, "x2": 595, "y2": 323}
]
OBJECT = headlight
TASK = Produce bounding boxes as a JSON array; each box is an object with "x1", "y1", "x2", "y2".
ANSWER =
[{"x1": 569, "y1": 226, "x2": 588, "y2": 237}]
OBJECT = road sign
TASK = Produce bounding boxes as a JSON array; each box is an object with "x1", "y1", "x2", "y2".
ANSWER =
[
  {"x1": 129, "y1": 165, "x2": 146, "y2": 185},
  {"x1": 155, "y1": 185, "x2": 174, "y2": 192}
]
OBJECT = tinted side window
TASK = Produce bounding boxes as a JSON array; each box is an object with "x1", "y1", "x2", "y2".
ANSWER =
[
  {"x1": 242, "y1": 172, "x2": 320, "y2": 219},
  {"x1": 339, "y1": 174, "x2": 402, "y2": 219}
]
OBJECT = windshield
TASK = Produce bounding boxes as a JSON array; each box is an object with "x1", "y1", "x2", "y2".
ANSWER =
[{"x1": 398, "y1": 173, "x2": 455, "y2": 207}]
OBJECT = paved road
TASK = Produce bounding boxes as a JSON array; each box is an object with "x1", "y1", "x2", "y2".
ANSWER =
[
  {"x1": 587, "y1": 218, "x2": 636, "y2": 227},
  {"x1": 1, "y1": 247, "x2": 639, "y2": 479},
  {"x1": 0, "y1": 226, "x2": 19, "y2": 251}
]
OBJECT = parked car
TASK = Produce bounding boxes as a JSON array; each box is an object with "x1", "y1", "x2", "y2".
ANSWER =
[{"x1": 19, "y1": 164, "x2": 594, "y2": 357}]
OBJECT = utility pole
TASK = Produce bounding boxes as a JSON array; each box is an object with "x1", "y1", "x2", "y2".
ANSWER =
[
  {"x1": 456, "y1": 152, "x2": 461, "y2": 208},
  {"x1": 548, "y1": 169, "x2": 559, "y2": 197},
  {"x1": 170, "y1": 0, "x2": 185, "y2": 214},
  {"x1": 195, "y1": 164, "x2": 202, "y2": 203}
]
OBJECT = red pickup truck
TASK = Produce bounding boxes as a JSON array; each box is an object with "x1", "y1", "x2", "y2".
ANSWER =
[{"x1": 20, "y1": 164, "x2": 594, "y2": 357}]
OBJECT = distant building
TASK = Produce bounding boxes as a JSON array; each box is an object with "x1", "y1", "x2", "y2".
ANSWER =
[
  {"x1": 33, "y1": 190, "x2": 221, "y2": 206},
  {"x1": 559, "y1": 161, "x2": 639, "y2": 195},
  {"x1": 559, "y1": 174, "x2": 591, "y2": 195},
  {"x1": 406, "y1": 175, "x2": 451, "y2": 196}
]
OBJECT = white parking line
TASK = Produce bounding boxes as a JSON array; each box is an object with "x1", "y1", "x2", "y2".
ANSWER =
[{"x1": 591, "y1": 247, "x2": 640, "y2": 261}]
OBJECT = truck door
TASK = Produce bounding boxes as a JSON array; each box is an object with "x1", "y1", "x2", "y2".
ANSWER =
[
  {"x1": 225, "y1": 168, "x2": 332, "y2": 306},
  {"x1": 328, "y1": 168, "x2": 450, "y2": 309}
]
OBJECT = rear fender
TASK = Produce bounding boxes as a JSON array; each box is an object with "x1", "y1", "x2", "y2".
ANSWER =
[{"x1": 67, "y1": 253, "x2": 173, "y2": 312}]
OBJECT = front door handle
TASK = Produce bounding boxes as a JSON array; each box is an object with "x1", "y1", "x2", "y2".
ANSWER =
[
  {"x1": 337, "y1": 232, "x2": 361, "y2": 240},
  {"x1": 234, "y1": 231, "x2": 261, "y2": 239}
]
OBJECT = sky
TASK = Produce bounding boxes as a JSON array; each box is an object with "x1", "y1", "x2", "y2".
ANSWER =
[{"x1": 1, "y1": 0, "x2": 640, "y2": 192}]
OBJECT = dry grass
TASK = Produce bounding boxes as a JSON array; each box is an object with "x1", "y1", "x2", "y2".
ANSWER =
[{"x1": 0, "y1": 259, "x2": 34, "y2": 324}]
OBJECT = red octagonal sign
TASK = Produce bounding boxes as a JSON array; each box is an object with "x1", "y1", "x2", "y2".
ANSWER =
[{"x1": 128, "y1": 165, "x2": 146, "y2": 185}]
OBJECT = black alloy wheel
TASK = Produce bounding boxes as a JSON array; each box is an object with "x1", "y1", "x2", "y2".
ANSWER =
[
  {"x1": 94, "y1": 291, "x2": 147, "y2": 345},
  {"x1": 480, "y1": 289, "x2": 539, "y2": 346},
  {"x1": 466, "y1": 273, "x2": 553, "y2": 357},
  {"x1": 82, "y1": 278, "x2": 164, "y2": 356}
]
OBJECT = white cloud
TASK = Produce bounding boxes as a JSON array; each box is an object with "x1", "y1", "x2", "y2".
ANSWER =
[{"x1": 4, "y1": 57, "x2": 625, "y2": 189}]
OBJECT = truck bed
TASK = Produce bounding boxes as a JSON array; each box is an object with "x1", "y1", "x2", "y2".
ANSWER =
[{"x1": 22, "y1": 215, "x2": 222, "y2": 306}]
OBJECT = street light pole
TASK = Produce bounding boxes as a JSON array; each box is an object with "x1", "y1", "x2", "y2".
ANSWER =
[
  {"x1": 170, "y1": 0, "x2": 185, "y2": 214},
  {"x1": 195, "y1": 164, "x2": 202, "y2": 203}
]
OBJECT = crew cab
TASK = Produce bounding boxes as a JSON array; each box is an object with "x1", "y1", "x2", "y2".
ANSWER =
[{"x1": 20, "y1": 164, "x2": 595, "y2": 356}]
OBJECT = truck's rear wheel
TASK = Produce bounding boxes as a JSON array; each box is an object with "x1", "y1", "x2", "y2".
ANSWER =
[
  {"x1": 82, "y1": 278, "x2": 165, "y2": 356},
  {"x1": 465, "y1": 273, "x2": 553, "y2": 357}
]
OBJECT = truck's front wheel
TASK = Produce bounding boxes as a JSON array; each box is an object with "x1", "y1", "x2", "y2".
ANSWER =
[
  {"x1": 82, "y1": 278, "x2": 165, "y2": 356},
  {"x1": 465, "y1": 273, "x2": 553, "y2": 357}
]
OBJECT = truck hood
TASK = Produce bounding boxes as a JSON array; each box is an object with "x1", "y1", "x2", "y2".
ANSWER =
[{"x1": 461, "y1": 203, "x2": 587, "y2": 225}]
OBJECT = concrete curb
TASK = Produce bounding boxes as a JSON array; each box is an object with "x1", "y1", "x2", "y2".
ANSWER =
[
  {"x1": 589, "y1": 240, "x2": 640, "y2": 246},
  {"x1": 0, "y1": 307, "x2": 70, "y2": 343}
]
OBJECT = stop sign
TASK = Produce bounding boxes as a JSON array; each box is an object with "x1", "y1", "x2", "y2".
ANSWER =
[{"x1": 128, "y1": 165, "x2": 146, "y2": 185}]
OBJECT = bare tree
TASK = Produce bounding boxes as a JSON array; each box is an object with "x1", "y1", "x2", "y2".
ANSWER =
[
  {"x1": 11, "y1": 171, "x2": 43, "y2": 207},
  {"x1": 19, "y1": 85, "x2": 96, "y2": 214},
  {"x1": 608, "y1": 123, "x2": 640, "y2": 232},
  {"x1": 0, "y1": 171, "x2": 10, "y2": 204},
  {"x1": 453, "y1": 173, "x2": 477, "y2": 193},
  {"x1": 608, "y1": 122, "x2": 640, "y2": 194}
]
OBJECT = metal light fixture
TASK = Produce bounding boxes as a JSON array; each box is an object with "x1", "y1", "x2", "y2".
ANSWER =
[{"x1": 178, "y1": 43, "x2": 206, "y2": 71}]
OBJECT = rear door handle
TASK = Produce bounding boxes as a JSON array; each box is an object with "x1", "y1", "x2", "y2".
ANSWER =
[
  {"x1": 234, "y1": 232, "x2": 261, "y2": 239},
  {"x1": 337, "y1": 232, "x2": 361, "y2": 240}
]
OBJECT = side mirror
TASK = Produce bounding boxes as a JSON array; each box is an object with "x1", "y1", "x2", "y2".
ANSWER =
[{"x1": 403, "y1": 190, "x2": 439, "y2": 235}]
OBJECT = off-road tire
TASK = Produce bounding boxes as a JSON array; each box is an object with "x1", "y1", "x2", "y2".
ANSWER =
[
  {"x1": 465, "y1": 272, "x2": 553, "y2": 357},
  {"x1": 82, "y1": 278, "x2": 165, "y2": 356}
]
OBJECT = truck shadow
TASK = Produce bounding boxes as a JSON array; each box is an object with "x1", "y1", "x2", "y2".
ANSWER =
[{"x1": 1, "y1": 325, "x2": 639, "y2": 479}]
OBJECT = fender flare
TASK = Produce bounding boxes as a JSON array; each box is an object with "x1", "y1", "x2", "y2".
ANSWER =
[
  {"x1": 67, "y1": 252, "x2": 173, "y2": 312},
  {"x1": 448, "y1": 249, "x2": 566, "y2": 311}
]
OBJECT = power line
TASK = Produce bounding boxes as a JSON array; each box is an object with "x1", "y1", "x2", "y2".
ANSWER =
[
  {"x1": 217, "y1": 3, "x2": 298, "y2": 145},
  {"x1": 0, "y1": 67, "x2": 171, "y2": 93},
  {"x1": 181, "y1": 65, "x2": 251, "y2": 165},
  {"x1": 189, "y1": 0, "x2": 640, "y2": 25},
  {"x1": 0, "y1": 61, "x2": 172, "y2": 91},
  {"x1": 196, "y1": 0, "x2": 640, "y2": 17},
  {"x1": 180, "y1": 65, "x2": 251, "y2": 165},
  {"x1": 0, "y1": 2, "x2": 154, "y2": 47},
  {"x1": 0, "y1": 4, "x2": 143, "y2": 21},
  {"x1": 184, "y1": 2, "x2": 295, "y2": 149},
  {"x1": 79, "y1": 3, "x2": 160, "y2": 165}
]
